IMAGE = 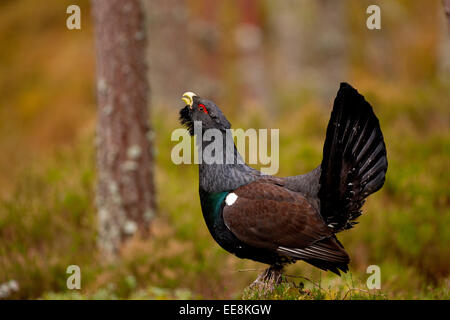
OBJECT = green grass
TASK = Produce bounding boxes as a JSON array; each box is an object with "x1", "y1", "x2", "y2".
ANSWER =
[{"x1": 242, "y1": 273, "x2": 388, "y2": 300}]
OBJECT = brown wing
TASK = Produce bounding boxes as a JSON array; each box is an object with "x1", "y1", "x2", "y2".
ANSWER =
[{"x1": 222, "y1": 180, "x2": 333, "y2": 250}]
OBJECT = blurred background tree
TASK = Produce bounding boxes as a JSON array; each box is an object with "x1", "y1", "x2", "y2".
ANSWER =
[
  {"x1": 92, "y1": 0, "x2": 156, "y2": 258},
  {"x1": 444, "y1": 0, "x2": 450, "y2": 30}
]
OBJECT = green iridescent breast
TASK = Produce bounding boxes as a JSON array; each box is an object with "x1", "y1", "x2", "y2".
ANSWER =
[{"x1": 199, "y1": 190, "x2": 229, "y2": 228}]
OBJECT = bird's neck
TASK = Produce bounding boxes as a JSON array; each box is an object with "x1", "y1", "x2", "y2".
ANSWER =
[{"x1": 195, "y1": 128, "x2": 261, "y2": 193}]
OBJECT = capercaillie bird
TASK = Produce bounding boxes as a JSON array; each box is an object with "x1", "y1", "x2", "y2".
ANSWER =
[{"x1": 179, "y1": 83, "x2": 387, "y2": 287}]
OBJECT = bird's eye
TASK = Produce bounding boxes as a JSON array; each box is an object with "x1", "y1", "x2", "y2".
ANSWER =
[{"x1": 198, "y1": 104, "x2": 208, "y2": 114}]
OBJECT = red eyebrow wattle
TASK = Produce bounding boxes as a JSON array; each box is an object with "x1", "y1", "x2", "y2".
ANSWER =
[{"x1": 198, "y1": 104, "x2": 208, "y2": 114}]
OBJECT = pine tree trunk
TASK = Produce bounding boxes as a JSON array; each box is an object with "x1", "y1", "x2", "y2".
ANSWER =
[
  {"x1": 440, "y1": 0, "x2": 450, "y2": 82},
  {"x1": 443, "y1": 0, "x2": 450, "y2": 31},
  {"x1": 92, "y1": 0, "x2": 156, "y2": 258}
]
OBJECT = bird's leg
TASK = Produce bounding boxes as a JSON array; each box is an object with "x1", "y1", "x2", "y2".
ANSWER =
[{"x1": 248, "y1": 265, "x2": 284, "y2": 294}]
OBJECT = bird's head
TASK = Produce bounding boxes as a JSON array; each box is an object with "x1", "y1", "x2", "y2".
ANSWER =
[{"x1": 179, "y1": 92, "x2": 231, "y2": 136}]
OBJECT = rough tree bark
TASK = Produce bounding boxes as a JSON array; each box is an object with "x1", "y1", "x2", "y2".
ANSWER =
[
  {"x1": 443, "y1": 0, "x2": 450, "y2": 31},
  {"x1": 92, "y1": 0, "x2": 156, "y2": 258},
  {"x1": 440, "y1": 0, "x2": 450, "y2": 81}
]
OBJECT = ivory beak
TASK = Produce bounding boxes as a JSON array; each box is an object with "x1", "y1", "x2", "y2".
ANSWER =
[{"x1": 182, "y1": 92, "x2": 197, "y2": 108}]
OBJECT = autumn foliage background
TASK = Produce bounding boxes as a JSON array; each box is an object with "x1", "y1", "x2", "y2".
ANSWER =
[{"x1": 0, "y1": 0, "x2": 449, "y2": 299}]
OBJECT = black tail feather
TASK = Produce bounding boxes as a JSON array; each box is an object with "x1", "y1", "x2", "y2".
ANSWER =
[
  {"x1": 281, "y1": 236, "x2": 350, "y2": 276},
  {"x1": 302, "y1": 258, "x2": 349, "y2": 276},
  {"x1": 318, "y1": 83, "x2": 387, "y2": 231}
]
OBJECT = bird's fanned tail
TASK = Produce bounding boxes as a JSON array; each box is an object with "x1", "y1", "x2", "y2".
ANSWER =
[{"x1": 319, "y1": 82, "x2": 388, "y2": 232}]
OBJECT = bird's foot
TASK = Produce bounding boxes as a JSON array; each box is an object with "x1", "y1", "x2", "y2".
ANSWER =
[{"x1": 246, "y1": 266, "x2": 284, "y2": 296}]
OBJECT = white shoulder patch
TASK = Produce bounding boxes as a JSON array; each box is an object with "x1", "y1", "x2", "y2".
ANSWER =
[{"x1": 225, "y1": 192, "x2": 238, "y2": 206}]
